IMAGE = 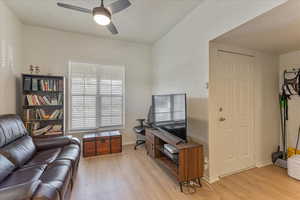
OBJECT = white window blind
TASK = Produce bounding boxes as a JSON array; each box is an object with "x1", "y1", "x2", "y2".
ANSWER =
[
  {"x1": 153, "y1": 94, "x2": 186, "y2": 123},
  {"x1": 69, "y1": 62, "x2": 125, "y2": 131}
]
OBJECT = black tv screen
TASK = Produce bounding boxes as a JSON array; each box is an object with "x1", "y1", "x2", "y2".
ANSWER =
[{"x1": 152, "y1": 94, "x2": 187, "y2": 141}]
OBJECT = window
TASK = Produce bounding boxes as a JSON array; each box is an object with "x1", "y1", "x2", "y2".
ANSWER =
[
  {"x1": 153, "y1": 94, "x2": 186, "y2": 123},
  {"x1": 69, "y1": 62, "x2": 124, "y2": 131}
]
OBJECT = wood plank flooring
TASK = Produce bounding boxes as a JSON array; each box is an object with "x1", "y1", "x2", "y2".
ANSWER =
[{"x1": 71, "y1": 145, "x2": 300, "y2": 200}]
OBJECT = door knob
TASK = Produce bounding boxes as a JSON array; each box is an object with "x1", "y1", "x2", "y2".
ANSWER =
[{"x1": 219, "y1": 117, "x2": 226, "y2": 122}]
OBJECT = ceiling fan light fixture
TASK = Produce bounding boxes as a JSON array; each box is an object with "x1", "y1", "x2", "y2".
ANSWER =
[{"x1": 93, "y1": 7, "x2": 111, "y2": 26}]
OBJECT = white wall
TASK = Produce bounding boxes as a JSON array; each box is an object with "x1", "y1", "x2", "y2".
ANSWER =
[
  {"x1": 0, "y1": 0, "x2": 23, "y2": 115},
  {"x1": 279, "y1": 51, "x2": 300, "y2": 149},
  {"x1": 152, "y1": 0, "x2": 286, "y2": 181},
  {"x1": 23, "y1": 25, "x2": 152, "y2": 144},
  {"x1": 254, "y1": 51, "x2": 280, "y2": 167}
]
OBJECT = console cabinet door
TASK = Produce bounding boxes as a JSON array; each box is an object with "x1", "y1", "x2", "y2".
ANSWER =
[{"x1": 146, "y1": 131, "x2": 155, "y2": 158}]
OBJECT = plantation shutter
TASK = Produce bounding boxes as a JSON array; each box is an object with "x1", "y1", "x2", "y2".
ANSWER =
[
  {"x1": 99, "y1": 66, "x2": 124, "y2": 127},
  {"x1": 153, "y1": 95, "x2": 172, "y2": 122},
  {"x1": 69, "y1": 62, "x2": 124, "y2": 131},
  {"x1": 153, "y1": 94, "x2": 185, "y2": 123}
]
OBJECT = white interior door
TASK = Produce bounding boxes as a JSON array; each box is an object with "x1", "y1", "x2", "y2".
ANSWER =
[{"x1": 214, "y1": 50, "x2": 255, "y2": 176}]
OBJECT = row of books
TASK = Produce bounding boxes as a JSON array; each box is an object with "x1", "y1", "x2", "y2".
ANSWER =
[
  {"x1": 26, "y1": 94, "x2": 63, "y2": 106},
  {"x1": 23, "y1": 109, "x2": 63, "y2": 121},
  {"x1": 24, "y1": 77, "x2": 63, "y2": 92},
  {"x1": 24, "y1": 122, "x2": 63, "y2": 136},
  {"x1": 32, "y1": 124, "x2": 63, "y2": 136}
]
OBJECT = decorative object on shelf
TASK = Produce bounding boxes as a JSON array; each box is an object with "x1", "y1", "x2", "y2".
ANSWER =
[
  {"x1": 22, "y1": 74, "x2": 65, "y2": 137},
  {"x1": 34, "y1": 65, "x2": 40, "y2": 74},
  {"x1": 29, "y1": 65, "x2": 34, "y2": 74},
  {"x1": 29, "y1": 65, "x2": 41, "y2": 74}
]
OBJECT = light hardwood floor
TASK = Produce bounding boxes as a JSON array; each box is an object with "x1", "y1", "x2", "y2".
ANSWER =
[{"x1": 71, "y1": 145, "x2": 300, "y2": 200}]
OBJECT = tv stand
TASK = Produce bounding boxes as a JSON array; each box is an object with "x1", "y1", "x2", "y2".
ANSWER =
[{"x1": 145, "y1": 128, "x2": 204, "y2": 192}]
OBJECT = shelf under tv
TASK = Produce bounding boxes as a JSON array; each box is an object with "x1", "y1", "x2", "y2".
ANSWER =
[
  {"x1": 156, "y1": 156, "x2": 178, "y2": 177},
  {"x1": 145, "y1": 128, "x2": 204, "y2": 192},
  {"x1": 158, "y1": 146, "x2": 179, "y2": 165}
]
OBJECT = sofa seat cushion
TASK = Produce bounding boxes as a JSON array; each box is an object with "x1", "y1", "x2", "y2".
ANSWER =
[
  {"x1": 40, "y1": 160, "x2": 72, "y2": 198},
  {"x1": 0, "y1": 180, "x2": 41, "y2": 200},
  {"x1": 0, "y1": 154, "x2": 15, "y2": 182},
  {"x1": 24, "y1": 148, "x2": 62, "y2": 168},
  {"x1": 0, "y1": 164, "x2": 46, "y2": 189},
  {"x1": 56, "y1": 144, "x2": 80, "y2": 164},
  {"x1": 0, "y1": 136, "x2": 36, "y2": 167},
  {"x1": 32, "y1": 183, "x2": 60, "y2": 200}
]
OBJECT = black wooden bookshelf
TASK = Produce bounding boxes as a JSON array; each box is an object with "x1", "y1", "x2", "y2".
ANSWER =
[{"x1": 22, "y1": 74, "x2": 65, "y2": 137}]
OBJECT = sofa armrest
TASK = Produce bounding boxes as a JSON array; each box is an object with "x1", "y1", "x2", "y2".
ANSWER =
[
  {"x1": 32, "y1": 183, "x2": 60, "y2": 200},
  {"x1": 33, "y1": 136, "x2": 80, "y2": 151},
  {"x1": 70, "y1": 137, "x2": 81, "y2": 146},
  {"x1": 0, "y1": 180, "x2": 40, "y2": 200}
]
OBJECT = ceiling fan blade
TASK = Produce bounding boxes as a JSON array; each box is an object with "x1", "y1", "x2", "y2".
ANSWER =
[
  {"x1": 57, "y1": 3, "x2": 92, "y2": 14},
  {"x1": 107, "y1": 0, "x2": 131, "y2": 15},
  {"x1": 107, "y1": 22, "x2": 119, "y2": 35}
]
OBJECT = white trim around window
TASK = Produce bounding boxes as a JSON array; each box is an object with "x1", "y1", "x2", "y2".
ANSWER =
[{"x1": 68, "y1": 61, "x2": 125, "y2": 133}]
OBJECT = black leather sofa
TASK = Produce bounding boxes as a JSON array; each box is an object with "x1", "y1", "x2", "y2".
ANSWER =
[{"x1": 0, "y1": 114, "x2": 81, "y2": 200}]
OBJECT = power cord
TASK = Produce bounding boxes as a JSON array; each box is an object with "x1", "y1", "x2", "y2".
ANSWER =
[{"x1": 295, "y1": 126, "x2": 300, "y2": 155}]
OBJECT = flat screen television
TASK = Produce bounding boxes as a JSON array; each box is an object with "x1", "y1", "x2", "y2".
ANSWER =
[{"x1": 151, "y1": 93, "x2": 187, "y2": 142}]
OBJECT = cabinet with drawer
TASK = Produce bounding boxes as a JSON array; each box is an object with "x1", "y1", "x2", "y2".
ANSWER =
[
  {"x1": 96, "y1": 132, "x2": 111, "y2": 155},
  {"x1": 83, "y1": 131, "x2": 122, "y2": 157},
  {"x1": 110, "y1": 131, "x2": 122, "y2": 153},
  {"x1": 83, "y1": 133, "x2": 96, "y2": 157}
]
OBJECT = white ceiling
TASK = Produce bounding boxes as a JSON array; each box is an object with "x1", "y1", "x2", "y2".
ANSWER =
[
  {"x1": 213, "y1": 0, "x2": 300, "y2": 54},
  {"x1": 4, "y1": 0, "x2": 202, "y2": 44}
]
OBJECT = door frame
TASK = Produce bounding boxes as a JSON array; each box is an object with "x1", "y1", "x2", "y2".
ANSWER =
[{"x1": 208, "y1": 42, "x2": 257, "y2": 182}]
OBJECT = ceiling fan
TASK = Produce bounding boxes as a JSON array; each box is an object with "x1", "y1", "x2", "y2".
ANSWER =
[{"x1": 57, "y1": 0, "x2": 131, "y2": 35}]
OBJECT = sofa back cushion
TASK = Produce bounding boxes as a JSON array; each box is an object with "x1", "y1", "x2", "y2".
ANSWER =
[
  {"x1": 0, "y1": 154, "x2": 15, "y2": 182},
  {"x1": 0, "y1": 136, "x2": 36, "y2": 167},
  {"x1": 0, "y1": 115, "x2": 28, "y2": 148}
]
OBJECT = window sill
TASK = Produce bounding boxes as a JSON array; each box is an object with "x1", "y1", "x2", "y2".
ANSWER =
[{"x1": 68, "y1": 126, "x2": 125, "y2": 135}]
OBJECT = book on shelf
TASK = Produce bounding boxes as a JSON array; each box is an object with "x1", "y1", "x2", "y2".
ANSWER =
[
  {"x1": 31, "y1": 79, "x2": 39, "y2": 91},
  {"x1": 22, "y1": 74, "x2": 64, "y2": 137},
  {"x1": 31, "y1": 124, "x2": 63, "y2": 136},
  {"x1": 50, "y1": 124, "x2": 63, "y2": 132},
  {"x1": 23, "y1": 109, "x2": 63, "y2": 121},
  {"x1": 24, "y1": 77, "x2": 31, "y2": 91},
  {"x1": 23, "y1": 77, "x2": 63, "y2": 92},
  {"x1": 39, "y1": 79, "x2": 63, "y2": 92},
  {"x1": 32, "y1": 125, "x2": 52, "y2": 136},
  {"x1": 25, "y1": 94, "x2": 63, "y2": 106}
]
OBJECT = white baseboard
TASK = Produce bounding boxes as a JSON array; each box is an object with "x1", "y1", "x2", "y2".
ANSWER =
[
  {"x1": 122, "y1": 141, "x2": 136, "y2": 146},
  {"x1": 205, "y1": 176, "x2": 220, "y2": 184},
  {"x1": 256, "y1": 160, "x2": 273, "y2": 168}
]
